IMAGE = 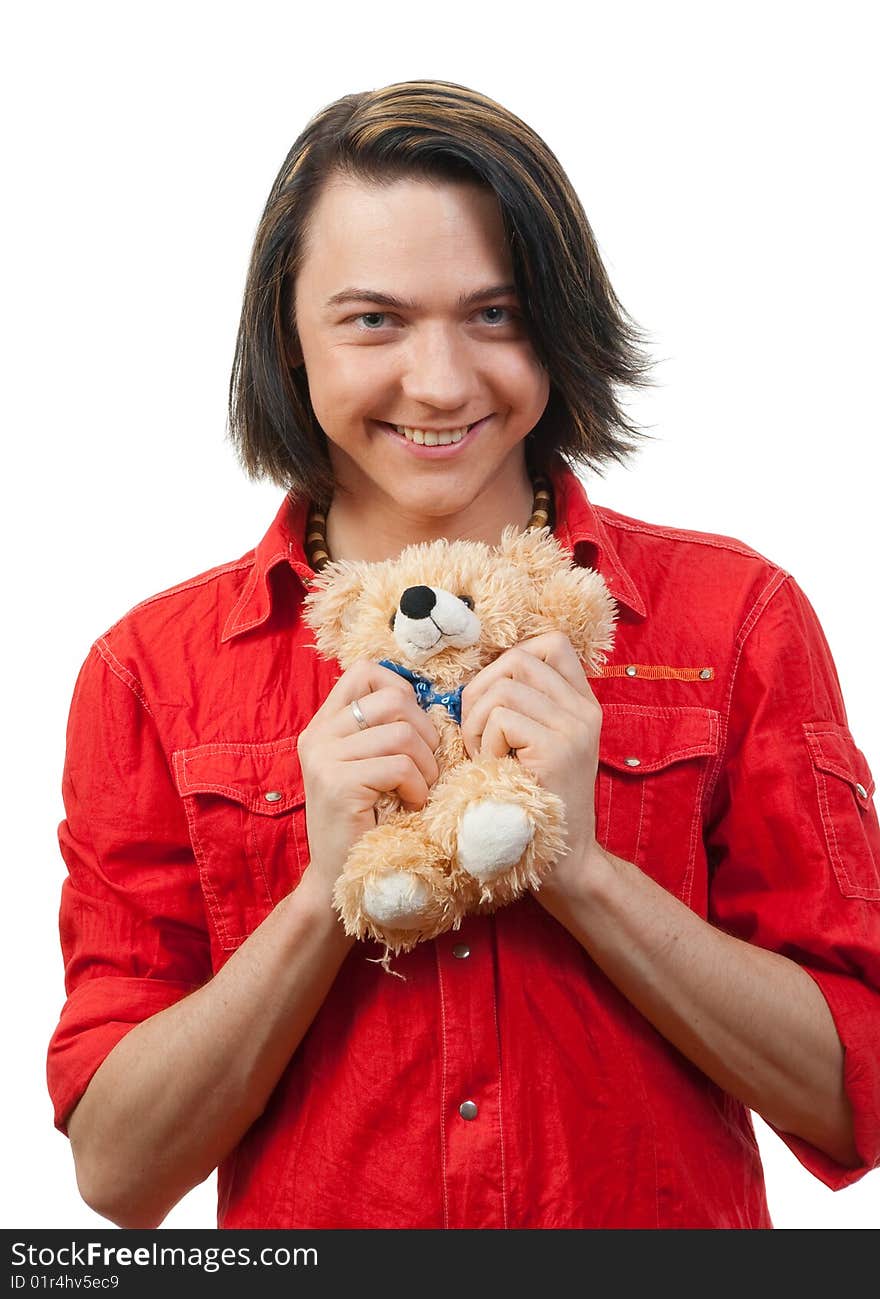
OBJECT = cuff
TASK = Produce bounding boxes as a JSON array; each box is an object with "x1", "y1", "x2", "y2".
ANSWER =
[
  {"x1": 47, "y1": 975, "x2": 199, "y2": 1136},
  {"x1": 764, "y1": 966, "x2": 880, "y2": 1190}
]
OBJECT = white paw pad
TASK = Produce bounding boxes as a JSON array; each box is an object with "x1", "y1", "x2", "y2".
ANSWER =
[
  {"x1": 362, "y1": 872, "x2": 432, "y2": 929},
  {"x1": 457, "y1": 800, "x2": 535, "y2": 882}
]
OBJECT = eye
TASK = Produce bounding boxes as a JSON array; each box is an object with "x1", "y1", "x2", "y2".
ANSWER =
[
  {"x1": 389, "y1": 611, "x2": 397, "y2": 629},
  {"x1": 355, "y1": 312, "x2": 393, "y2": 330},
  {"x1": 479, "y1": 306, "x2": 514, "y2": 325},
  {"x1": 460, "y1": 595, "x2": 474, "y2": 609}
]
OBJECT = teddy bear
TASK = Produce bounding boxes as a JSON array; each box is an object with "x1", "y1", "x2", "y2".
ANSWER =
[{"x1": 301, "y1": 523, "x2": 617, "y2": 970}]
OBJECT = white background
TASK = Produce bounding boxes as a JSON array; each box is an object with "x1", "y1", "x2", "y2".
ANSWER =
[{"x1": 3, "y1": 1, "x2": 878, "y2": 1230}]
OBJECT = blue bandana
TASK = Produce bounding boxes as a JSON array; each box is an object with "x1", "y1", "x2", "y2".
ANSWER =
[{"x1": 379, "y1": 658, "x2": 464, "y2": 725}]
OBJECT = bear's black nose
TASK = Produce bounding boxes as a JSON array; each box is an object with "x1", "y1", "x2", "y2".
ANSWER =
[{"x1": 399, "y1": 586, "x2": 437, "y2": 620}]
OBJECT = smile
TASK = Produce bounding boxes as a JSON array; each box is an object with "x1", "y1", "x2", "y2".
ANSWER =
[
  {"x1": 395, "y1": 425, "x2": 470, "y2": 446},
  {"x1": 378, "y1": 415, "x2": 491, "y2": 456}
]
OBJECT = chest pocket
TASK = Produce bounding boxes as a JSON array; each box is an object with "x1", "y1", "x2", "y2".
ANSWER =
[
  {"x1": 596, "y1": 704, "x2": 721, "y2": 902},
  {"x1": 172, "y1": 736, "x2": 309, "y2": 955}
]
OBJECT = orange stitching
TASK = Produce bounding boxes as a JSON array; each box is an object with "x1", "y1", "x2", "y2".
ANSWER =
[{"x1": 597, "y1": 664, "x2": 715, "y2": 681}]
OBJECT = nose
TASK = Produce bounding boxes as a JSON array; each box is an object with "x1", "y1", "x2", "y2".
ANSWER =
[
  {"x1": 400, "y1": 325, "x2": 473, "y2": 412},
  {"x1": 399, "y1": 586, "x2": 437, "y2": 620}
]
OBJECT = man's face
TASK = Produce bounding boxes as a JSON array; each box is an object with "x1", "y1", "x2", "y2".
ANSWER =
[{"x1": 292, "y1": 172, "x2": 550, "y2": 519}]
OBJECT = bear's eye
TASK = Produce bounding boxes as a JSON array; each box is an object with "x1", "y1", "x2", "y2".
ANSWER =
[{"x1": 460, "y1": 595, "x2": 474, "y2": 610}]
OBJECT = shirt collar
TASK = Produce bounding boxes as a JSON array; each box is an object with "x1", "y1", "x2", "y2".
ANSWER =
[
  {"x1": 221, "y1": 454, "x2": 646, "y2": 643},
  {"x1": 545, "y1": 456, "x2": 647, "y2": 620},
  {"x1": 220, "y1": 491, "x2": 312, "y2": 643}
]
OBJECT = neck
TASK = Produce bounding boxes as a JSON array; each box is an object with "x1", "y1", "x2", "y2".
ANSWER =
[{"x1": 322, "y1": 457, "x2": 538, "y2": 566}]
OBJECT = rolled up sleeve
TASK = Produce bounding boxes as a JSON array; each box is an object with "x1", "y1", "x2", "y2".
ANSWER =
[
  {"x1": 47, "y1": 640, "x2": 210, "y2": 1135},
  {"x1": 705, "y1": 574, "x2": 880, "y2": 1189}
]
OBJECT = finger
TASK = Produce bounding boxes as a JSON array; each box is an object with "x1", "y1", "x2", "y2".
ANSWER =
[
  {"x1": 502, "y1": 633, "x2": 592, "y2": 696},
  {"x1": 336, "y1": 720, "x2": 441, "y2": 792},
  {"x1": 357, "y1": 664, "x2": 443, "y2": 751},
  {"x1": 478, "y1": 706, "x2": 552, "y2": 762},
  {"x1": 325, "y1": 659, "x2": 415, "y2": 712},
  {"x1": 463, "y1": 679, "x2": 578, "y2": 758},
  {"x1": 323, "y1": 664, "x2": 441, "y2": 751},
  {"x1": 345, "y1": 753, "x2": 434, "y2": 811},
  {"x1": 461, "y1": 642, "x2": 583, "y2": 730},
  {"x1": 326, "y1": 682, "x2": 439, "y2": 751}
]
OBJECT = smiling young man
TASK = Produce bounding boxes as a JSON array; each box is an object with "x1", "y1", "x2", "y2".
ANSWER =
[{"x1": 47, "y1": 80, "x2": 880, "y2": 1230}]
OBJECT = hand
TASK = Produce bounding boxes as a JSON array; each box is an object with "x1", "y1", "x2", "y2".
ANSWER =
[
  {"x1": 459, "y1": 631, "x2": 603, "y2": 903},
  {"x1": 297, "y1": 661, "x2": 441, "y2": 905}
]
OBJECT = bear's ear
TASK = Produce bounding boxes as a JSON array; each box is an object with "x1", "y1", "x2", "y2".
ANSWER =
[
  {"x1": 497, "y1": 526, "x2": 618, "y2": 676},
  {"x1": 496, "y1": 523, "x2": 562, "y2": 584},
  {"x1": 300, "y1": 560, "x2": 368, "y2": 656},
  {"x1": 526, "y1": 566, "x2": 618, "y2": 676}
]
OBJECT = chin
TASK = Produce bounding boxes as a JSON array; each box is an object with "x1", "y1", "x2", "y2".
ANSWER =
[{"x1": 392, "y1": 487, "x2": 477, "y2": 519}]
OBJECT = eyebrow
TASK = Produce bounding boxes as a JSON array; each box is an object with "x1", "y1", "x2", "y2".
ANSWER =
[{"x1": 324, "y1": 282, "x2": 518, "y2": 312}]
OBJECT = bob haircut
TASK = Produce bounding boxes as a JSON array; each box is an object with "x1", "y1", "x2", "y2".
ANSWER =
[{"x1": 228, "y1": 79, "x2": 657, "y2": 508}]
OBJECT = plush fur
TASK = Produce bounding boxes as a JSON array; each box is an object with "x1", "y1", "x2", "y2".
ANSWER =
[{"x1": 301, "y1": 524, "x2": 617, "y2": 971}]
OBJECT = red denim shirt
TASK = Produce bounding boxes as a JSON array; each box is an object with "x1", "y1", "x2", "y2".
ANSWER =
[{"x1": 47, "y1": 455, "x2": 880, "y2": 1229}]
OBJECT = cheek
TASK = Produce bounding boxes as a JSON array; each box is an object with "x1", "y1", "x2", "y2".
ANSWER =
[
  {"x1": 500, "y1": 344, "x2": 550, "y2": 416},
  {"x1": 307, "y1": 356, "x2": 390, "y2": 432}
]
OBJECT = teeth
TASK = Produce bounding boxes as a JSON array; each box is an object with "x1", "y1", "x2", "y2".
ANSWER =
[{"x1": 395, "y1": 425, "x2": 469, "y2": 445}]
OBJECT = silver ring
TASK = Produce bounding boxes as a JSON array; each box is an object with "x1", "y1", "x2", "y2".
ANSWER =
[{"x1": 351, "y1": 697, "x2": 370, "y2": 731}]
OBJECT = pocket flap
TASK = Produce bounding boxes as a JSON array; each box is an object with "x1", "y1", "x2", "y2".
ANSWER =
[
  {"x1": 171, "y1": 736, "x2": 305, "y2": 814},
  {"x1": 599, "y1": 704, "x2": 721, "y2": 774},
  {"x1": 803, "y1": 722, "x2": 875, "y2": 805}
]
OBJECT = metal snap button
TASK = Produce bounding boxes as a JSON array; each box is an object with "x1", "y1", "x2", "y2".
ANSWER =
[
  {"x1": 699, "y1": 668, "x2": 712, "y2": 679},
  {"x1": 856, "y1": 783, "x2": 868, "y2": 799},
  {"x1": 452, "y1": 943, "x2": 471, "y2": 959},
  {"x1": 625, "y1": 665, "x2": 638, "y2": 677},
  {"x1": 624, "y1": 757, "x2": 641, "y2": 767},
  {"x1": 459, "y1": 1100, "x2": 478, "y2": 1120},
  {"x1": 263, "y1": 790, "x2": 283, "y2": 803}
]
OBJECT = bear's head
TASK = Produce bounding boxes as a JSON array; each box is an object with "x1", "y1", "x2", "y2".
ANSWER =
[{"x1": 302, "y1": 525, "x2": 617, "y2": 689}]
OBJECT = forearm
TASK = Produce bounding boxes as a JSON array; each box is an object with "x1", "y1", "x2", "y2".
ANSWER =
[
  {"x1": 538, "y1": 847, "x2": 860, "y2": 1168},
  {"x1": 67, "y1": 866, "x2": 355, "y2": 1228}
]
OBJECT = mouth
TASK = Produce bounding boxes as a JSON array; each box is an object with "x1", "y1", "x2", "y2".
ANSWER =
[{"x1": 378, "y1": 415, "x2": 492, "y2": 455}]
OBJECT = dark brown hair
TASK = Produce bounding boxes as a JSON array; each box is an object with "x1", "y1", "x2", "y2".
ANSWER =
[{"x1": 227, "y1": 79, "x2": 658, "y2": 507}]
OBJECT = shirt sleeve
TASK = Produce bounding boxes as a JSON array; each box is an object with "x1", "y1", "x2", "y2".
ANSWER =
[
  {"x1": 47, "y1": 639, "x2": 211, "y2": 1135},
  {"x1": 704, "y1": 572, "x2": 880, "y2": 1190}
]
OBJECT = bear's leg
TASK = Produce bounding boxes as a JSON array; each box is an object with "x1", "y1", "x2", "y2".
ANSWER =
[
  {"x1": 421, "y1": 756, "x2": 568, "y2": 910},
  {"x1": 333, "y1": 814, "x2": 456, "y2": 952},
  {"x1": 361, "y1": 871, "x2": 433, "y2": 930},
  {"x1": 456, "y1": 799, "x2": 534, "y2": 882}
]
